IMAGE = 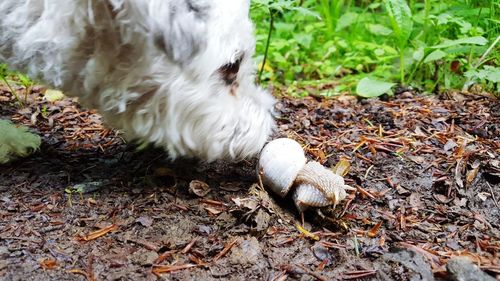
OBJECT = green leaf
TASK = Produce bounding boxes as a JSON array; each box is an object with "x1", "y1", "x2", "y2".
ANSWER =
[
  {"x1": 366, "y1": 24, "x2": 393, "y2": 36},
  {"x1": 484, "y1": 66, "x2": 500, "y2": 83},
  {"x1": 432, "y1": 36, "x2": 488, "y2": 49},
  {"x1": 356, "y1": 77, "x2": 396, "y2": 98},
  {"x1": 272, "y1": 52, "x2": 287, "y2": 64},
  {"x1": 17, "y1": 73, "x2": 32, "y2": 87},
  {"x1": 0, "y1": 64, "x2": 8, "y2": 77},
  {"x1": 368, "y1": 3, "x2": 382, "y2": 10},
  {"x1": 0, "y1": 119, "x2": 41, "y2": 163},
  {"x1": 467, "y1": 66, "x2": 500, "y2": 83},
  {"x1": 423, "y1": 50, "x2": 447, "y2": 63},
  {"x1": 413, "y1": 47, "x2": 425, "y2": 62},
  {"x1": 274, "y1": 22, "x2": 296, "y2": 33},
  {"x1": 293, "y1": 33, "x2": 313, "y2": 49},
  {"x1": 290, "y1": 7, "x2": 321, "y2": 19},
  {"x1": 384, "y1": 0, "x2": 413, "y2": 46},
  {"x1": 335, "y1": 12, "x2": 360, "y2": 32}
]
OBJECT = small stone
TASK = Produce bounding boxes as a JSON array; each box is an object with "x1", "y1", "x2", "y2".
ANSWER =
[
  {"x1": 376, "y1": 248, "x2": 434, "y2": 281},
  {"x1": 131, "y1": 249, "x2": 158, "y2": 266},
  {"x1": 446, "y1": 257, "x2": 495, "y2": 281},
  {"x1": 252, "y1": 209, "x2": 271, "y2": 233},
  {"x1": 229, "y1": 237, "x2": 261, "y2": 265},
  {"x1": 311, "y1": 242, "x2": 331, "y2": 265},
  {"x1": 135, "y1": 216, "x2": 153, "y2": 227},
  {"x1": 0, "y1": 260, "x2": 7, "y2": 271},
  {"x1": 400, "y1": 91, "x2": 414, "y2": 99},
  {"x1": 0, "y1": 246, "x2": 9, "y2": 257}
]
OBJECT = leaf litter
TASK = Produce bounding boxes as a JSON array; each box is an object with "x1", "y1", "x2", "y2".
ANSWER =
[{"x1": 0, "y1": 87, "x2": 498, "y2": 280}]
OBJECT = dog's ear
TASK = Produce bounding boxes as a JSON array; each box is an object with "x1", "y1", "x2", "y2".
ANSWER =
[{"x1": 151, "y1": 0, "x2": 210, "y2": 66}]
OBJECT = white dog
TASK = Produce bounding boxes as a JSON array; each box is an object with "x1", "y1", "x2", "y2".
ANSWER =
[{"x1": 0, "y1": 0, "x2": 275, "y2": 162}]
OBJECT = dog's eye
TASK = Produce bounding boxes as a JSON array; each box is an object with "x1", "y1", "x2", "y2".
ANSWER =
[{"x1": 218, "y1": 53, "x2": 243, "y2": 85}]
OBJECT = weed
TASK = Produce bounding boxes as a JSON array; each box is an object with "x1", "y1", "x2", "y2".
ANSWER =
[
  {"x1": 65, "y1": 185, "x2": 85, "y2": 207},
  {"x1": 0, "y1": 64, "x2": 23, "y2": 106},
  {"x1": 251, "y1": 0, "x2": 499, "y2": 96}
]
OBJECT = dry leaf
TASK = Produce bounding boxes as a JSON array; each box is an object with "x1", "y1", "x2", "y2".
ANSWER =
[
  {"x1": 189, "y1": 180, "x2": 211, "y2": 197},
  {"x1": 44, "y1": 89, "x2": 65, "y2": 102},
  {"x1": 40, "y1": 258, "x2": 58, "y2": 270}
]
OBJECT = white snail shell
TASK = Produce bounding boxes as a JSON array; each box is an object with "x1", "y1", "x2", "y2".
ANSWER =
[
  {"x1": 258, "y1": 138, "x2": 307, "y2": 197},
  {"x1": 258, "y1": 138, "x2": 351, "y2": 212}
]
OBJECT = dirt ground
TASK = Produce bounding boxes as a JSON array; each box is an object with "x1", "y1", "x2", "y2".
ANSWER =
[{"x1": 0, "y1": 86, "x2": 499, "y2": 281}]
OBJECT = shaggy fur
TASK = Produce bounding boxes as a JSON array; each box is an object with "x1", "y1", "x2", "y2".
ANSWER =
[{"x1": 0, "y1": 0, "x2": 275, "y2": 161}]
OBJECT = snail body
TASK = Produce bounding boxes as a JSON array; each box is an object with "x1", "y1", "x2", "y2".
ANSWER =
[{"x1": 258, "y1": 138, "x2": 351, "y2": 212}]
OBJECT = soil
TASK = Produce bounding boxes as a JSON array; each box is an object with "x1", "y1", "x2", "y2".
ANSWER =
[{"x1": 0, "y1": 87, "x2": 499, "y2": 281}]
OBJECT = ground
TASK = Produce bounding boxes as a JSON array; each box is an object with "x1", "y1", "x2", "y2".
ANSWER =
[{"x1": 0, "y1": 86, "x2": 499, "y2": 281}]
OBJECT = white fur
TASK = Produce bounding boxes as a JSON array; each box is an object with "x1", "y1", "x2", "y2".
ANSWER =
[{"x1": 0, "y1": 0, "x2": 275, "y2": 162}]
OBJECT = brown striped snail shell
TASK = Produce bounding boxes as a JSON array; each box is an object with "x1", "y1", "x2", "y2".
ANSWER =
[{"x1": 258, "y1": 138, "x2": 352, "y2": 212}]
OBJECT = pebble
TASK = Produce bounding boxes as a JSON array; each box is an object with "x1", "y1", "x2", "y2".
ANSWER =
[{"x1": 447, "y1": 257, "x2": 495, "y2": 281}]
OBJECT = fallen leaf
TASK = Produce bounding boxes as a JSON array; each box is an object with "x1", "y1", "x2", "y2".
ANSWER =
[
  {"x1": 231, "y1": 197, "x2": 258, "y2": 210},
  {"x1": 204, "y1": 207, "x2": 223, "y2": 215},
  {"x1": 477, "y1": 192, "x2": 490, "y2": 202},
  {"x1": 189, "y1": 180, "x2": 211, "y2": 197},
  {"x1": 78, "y1": 224, "x2": 118, "y2": 241},
  {"x1": 433, "y1": 194, "x2": 452, "y2": 204},
  {"x1": 466, "y1": 160, "x2": 480, "y2": 184},
  {"x1": 44, "y1": 89, "x2": 65, "y2": 102},
  {"x1": 407, "y1": 155, "x2": 425, "y2": 164},
  {"x1": 332, "y1": 158, "x2": 351, "y2": 176},
  {"x1": 40, "y1": 258, "x2": 58, "y2": 270},
  {"x1": 444, "y1": 140, "x2": 457, "y2": 152},
  {"x1": 136, "y1": 216, "x2": 153, "y2": 227},
  {"x1": 368, "y1": 222, "x2": 382, "y2": 238}
]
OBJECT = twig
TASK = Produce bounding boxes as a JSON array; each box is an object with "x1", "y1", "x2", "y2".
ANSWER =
[
  {"x1": 181, "y1": 238, "x2": 198, "y2": 254},
  {"x1": 475, "y1": 35, "x2": 500, "y2": 68},
  {"x1": 486, "y1": 182, "x2": 499, "y2": 209},
  {"x1": 296, "y1": 265, "x2": 328, "y2": 281},
  {"x1": 152, "y1": 264, "x2": 197, "y2": 275},
  {"x1": 1, "y1": 76, "x2": 23, "y2": 106},
  {"x1": 258, "y1": 9, "x2": 275, "y2": 83},
  {"x1": 342, "y1": 270, "x2": 377, "y2": 280},
  {"x1": 213, "y1": 238, "x2": 238, "y2": 262}
]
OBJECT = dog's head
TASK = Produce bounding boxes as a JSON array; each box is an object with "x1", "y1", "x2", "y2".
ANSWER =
[{"x1": 107, "y1": 0, "x2": 275, "y2": 161}]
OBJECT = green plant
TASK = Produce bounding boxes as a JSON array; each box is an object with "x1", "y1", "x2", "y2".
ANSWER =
[
  {"x1": 251, "y1": 0, "x2": 319, "y2": 82},
  {"x1": 0, "y1": 64, "x2": 22, "y2": 106},
  {"x1": 319, "y1": 0, "x2": 348, "y2": 36},
  {"x1": 16, "y1": 73, "x2": 33, "y2": 103},
  {"x1": 251, "y1": 0, "x2": 499, "y2": 96},
  {"x1": 384, "y1": 0, "x2": 413, "y2": 85},
  {"x1": 65, "y1": 185, "x2": 85, "y2": 207},
  {"x1": 0, "y1": 119, "x2": 41, "y2": 164}
]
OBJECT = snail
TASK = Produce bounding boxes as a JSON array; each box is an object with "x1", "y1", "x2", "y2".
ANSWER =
[{"x1": 258, "y1": 138, "x2": 353, "y2": 212}]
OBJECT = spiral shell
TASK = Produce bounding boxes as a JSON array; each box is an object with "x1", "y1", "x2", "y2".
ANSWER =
[
  {"x1": 258, "y1": 138, "x2": 352, "y2": 213},
  {"x1": 258, "y1": 138, "x2": 307, "y2": 197},
  {"x1": 292, "y1": 161, "x2": 348, "y2": 212}
]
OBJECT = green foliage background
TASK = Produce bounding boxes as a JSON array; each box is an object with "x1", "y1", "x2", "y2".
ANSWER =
[{"x1": 251, "y1": 0, "x2": 499, "y2": 97}]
